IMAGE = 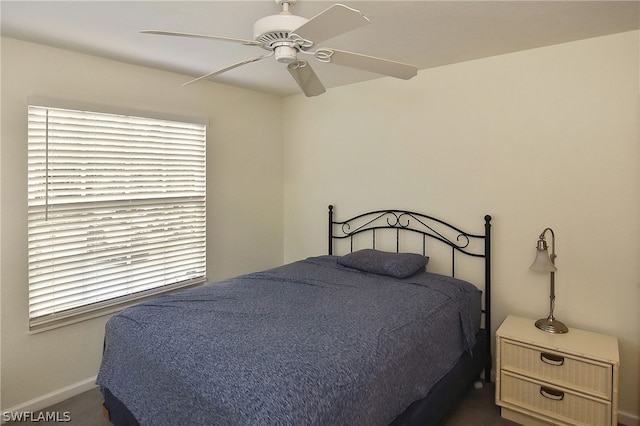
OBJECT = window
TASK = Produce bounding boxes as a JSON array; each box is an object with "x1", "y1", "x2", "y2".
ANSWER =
[{"x1": 27, "y1": 104, "x2": 207, "y2": 331}]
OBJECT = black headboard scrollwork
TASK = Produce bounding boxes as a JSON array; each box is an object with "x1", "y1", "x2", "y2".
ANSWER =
[
  {"x1": 328, "y1": 205, "x2": 492, "y2": 381},
  {"x1": 329, "y1": 205, "x2": 490, "y2": 269}
]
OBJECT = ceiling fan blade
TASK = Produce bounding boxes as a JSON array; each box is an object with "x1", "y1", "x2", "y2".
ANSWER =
[
  {"x1": 291, "y1": 4, "x2": 370, "y2": 46},
  {"x1": 287, "y1": 61, "x2": 326, "y2": 97},
  {"x1": 141, "y1": 30, "x2": 261, "y2": 46},
  {"x1": 183, "y1": 53, "x2": 272, "y2": 87},
  {"x1": 318, "y1": 48, "x2": 417, "y2": 80}
]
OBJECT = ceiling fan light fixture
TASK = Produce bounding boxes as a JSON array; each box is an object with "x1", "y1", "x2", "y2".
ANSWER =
[{"x1": 274, "y1": 44, "x2": 298, "y2": 64}]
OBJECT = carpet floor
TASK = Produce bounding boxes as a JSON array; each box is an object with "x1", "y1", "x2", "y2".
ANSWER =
[{"x1": 5, "y1": 382, "x2": 517, "y2": 425}]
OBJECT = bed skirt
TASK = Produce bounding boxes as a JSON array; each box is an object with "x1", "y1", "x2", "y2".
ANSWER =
[{"x1": 390, "y1": 329, "x2": 488, "y2": 425}]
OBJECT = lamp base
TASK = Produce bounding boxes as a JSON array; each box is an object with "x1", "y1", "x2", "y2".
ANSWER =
[{"x1": 535, "y1": 317, "x2": 569, "y2": 334}]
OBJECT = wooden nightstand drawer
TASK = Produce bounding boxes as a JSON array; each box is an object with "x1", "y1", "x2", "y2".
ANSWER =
[
  {"x1": 501, "y1": 339, "x2": 612, "y2": 400},
  {"x1": 500, "y1": 371, "x2": 612, "y2": 426}
]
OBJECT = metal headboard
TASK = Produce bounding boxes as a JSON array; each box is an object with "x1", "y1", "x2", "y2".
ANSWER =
[{"x1": 328, "y1": 205, "x2": 492, "y2": 381}]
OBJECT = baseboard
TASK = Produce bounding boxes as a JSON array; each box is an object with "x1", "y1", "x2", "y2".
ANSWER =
[
  {"x1": 619, "y1": 410, "x2": 640, "y2": 426},
  {"x1": 1, "y1": 376, "x2": 97, "y2": 424}
]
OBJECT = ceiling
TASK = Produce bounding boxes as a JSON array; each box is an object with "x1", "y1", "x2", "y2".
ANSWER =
[{"x1": 2, "y1": 1, "x2": 639, "y2": 97}]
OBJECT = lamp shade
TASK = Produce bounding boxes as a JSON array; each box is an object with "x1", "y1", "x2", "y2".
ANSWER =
[{"x1": 529, "y1": 240, "x2": 557, "y2": 272}]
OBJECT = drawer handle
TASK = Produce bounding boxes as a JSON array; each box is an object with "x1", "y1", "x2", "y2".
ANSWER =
[
  {"x1": 540, "y1": 352, "x2": 565, "y2": 366},
  {"x1": 540, "y1": 386, "x2": 565, "y2": 401}
]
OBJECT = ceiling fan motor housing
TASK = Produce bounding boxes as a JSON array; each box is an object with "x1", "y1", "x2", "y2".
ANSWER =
[{"x1": 253, "y1": 12, "x2": 308, "y2": 47}]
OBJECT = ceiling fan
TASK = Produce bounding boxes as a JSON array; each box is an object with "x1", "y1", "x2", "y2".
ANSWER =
[{"x1": 141, "y1": 0, "x2": 417, "y2": 97}]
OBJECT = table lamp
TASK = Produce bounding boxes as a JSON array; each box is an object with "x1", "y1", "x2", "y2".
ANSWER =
[{"x1": 530, "y1": 227, "x2": 568, "y2": 334}]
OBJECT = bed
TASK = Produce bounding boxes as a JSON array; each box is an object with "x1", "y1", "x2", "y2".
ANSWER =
[{"x1": 97, "y1": 205, "x2": 492, "y2": 426}]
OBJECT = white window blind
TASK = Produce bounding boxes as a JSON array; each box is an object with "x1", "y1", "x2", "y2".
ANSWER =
[{"x1": 27, "y1": 105, "x2": 207, "y2": 330}]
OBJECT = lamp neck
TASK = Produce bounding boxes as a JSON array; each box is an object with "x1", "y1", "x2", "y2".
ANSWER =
[
  {"x1": 540, "y1": 227, "x2": 557, "y2": 320},
  {"x1": 539, "y1": 227, "x2": 556, "y2": 264}
]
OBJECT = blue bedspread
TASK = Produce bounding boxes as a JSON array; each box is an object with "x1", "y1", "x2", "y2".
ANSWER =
[{"x1": 96, "y1": 256, "x2": 481, "y2": 426}]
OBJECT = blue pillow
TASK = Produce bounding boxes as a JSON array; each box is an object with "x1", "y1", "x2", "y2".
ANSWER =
[{"x1": 337, "y1": 249, "x2": 428, "y2": 278}]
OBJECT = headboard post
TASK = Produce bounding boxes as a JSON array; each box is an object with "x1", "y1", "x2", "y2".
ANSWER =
[
  {"x1": 483, "y1": 214, "x2": 492, "y2": 381},
  {"x1": 328, "y1": 205, "x2": 334, "y2": 255}
]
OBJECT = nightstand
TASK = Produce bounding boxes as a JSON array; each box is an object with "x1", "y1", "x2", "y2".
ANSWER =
[{"x1": 495, "y1": 315, "x2": 619, "y2": 426}]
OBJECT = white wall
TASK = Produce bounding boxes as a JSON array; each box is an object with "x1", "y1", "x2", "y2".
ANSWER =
[
  {"x1": 2, "y1": 29, "x2": 638, "y2": 422},
  {"x1": 283, "y1": 31, "x2": 640, "y2": 420},
  {"x1": 0, "y1": 37, "x2": 284, "y2": 410}
]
